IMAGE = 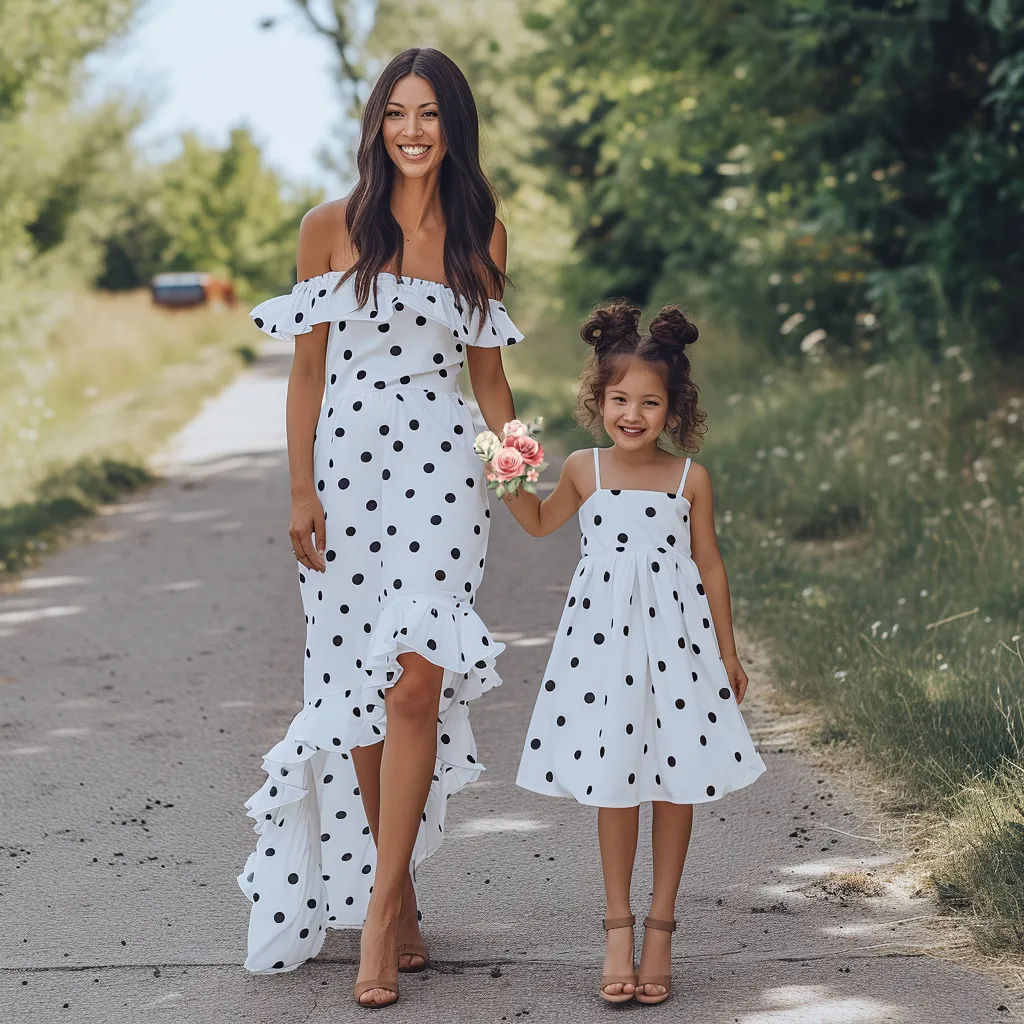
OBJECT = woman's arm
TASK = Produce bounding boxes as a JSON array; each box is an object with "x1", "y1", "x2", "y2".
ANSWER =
[
  {"x1": 501, "y1": 449, "x2": 586, "y2": 537},
  {"x1": 466, "y1": 218, "x2": 515, "y2": 432},
  {"x1": 688, "y1": 463, "x2": 748, "y2": 702},
  {"x1": 286, "y1": 203, "x2": 339, "y2": 573}
]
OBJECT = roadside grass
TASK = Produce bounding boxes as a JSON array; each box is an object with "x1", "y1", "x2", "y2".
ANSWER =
[
  {"x1": 507, "y1": 303, "x2": 1024, "y2": 950},
  {"x1": 0, "y1": 289, "x2": 258, "y2": 569},
  {"x1": 693, "y1": 339, "x2": 1024, "y2": 950}
]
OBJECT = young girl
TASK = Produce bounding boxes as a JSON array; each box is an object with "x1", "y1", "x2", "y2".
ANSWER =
[{"x1": 502, "y1": 301, "x2": 765, "y2": 1004}]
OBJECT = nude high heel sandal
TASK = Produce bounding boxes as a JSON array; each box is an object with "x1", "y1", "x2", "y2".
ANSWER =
[
  {"x1": 353, "y1": 972, "x2": 399, "y2": 1010},
  {"x1": 635, "y1": 916, "x2": 676, "y2": 1005},
  {"x1": 600, "y1": 914, "x2": 637, "y2": 1003}
]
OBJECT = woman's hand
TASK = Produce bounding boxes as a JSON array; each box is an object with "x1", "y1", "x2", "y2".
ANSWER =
[
  {"x1": 289, "y1": 491, "x2": 326, "y2": 573},
  {"x1": 722, "y1": 653, "x2": 749, "y2": 704}
]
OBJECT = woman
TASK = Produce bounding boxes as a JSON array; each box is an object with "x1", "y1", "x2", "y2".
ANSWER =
[{"x1": 238, "y1": 48, "x2": 521, "y2": 1008}]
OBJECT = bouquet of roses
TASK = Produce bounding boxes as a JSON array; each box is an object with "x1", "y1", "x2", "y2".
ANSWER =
[{"x1": 474, "y1": 418, "x2": 547, "y2": 498}]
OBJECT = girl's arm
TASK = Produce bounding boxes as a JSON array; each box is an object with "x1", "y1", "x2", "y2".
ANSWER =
[
  {"x1": 285, "y1": 203, "x2": 337, "y2": 573},
  {"x1": 687, "y1": 463, "x2": 748, "y2": 703},
  {"x1": 502, "y1": 449, "x2": 587, "y2": 537},
  {"x1": 466, "y1": 219, "x2": 516, "y2": 432}
]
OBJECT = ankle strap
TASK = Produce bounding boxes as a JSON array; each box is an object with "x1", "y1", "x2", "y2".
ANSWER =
[
  {"x1": 643, "y1": 916, "x2": 677, "y2": 932},
  {"x1": 603, "y1": 914, "x2": 635, "y2": 931}
]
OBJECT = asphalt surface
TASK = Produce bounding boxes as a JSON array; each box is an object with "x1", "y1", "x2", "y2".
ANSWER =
[{"x1": 1, "y1": 343, "x2": 1017, "y2": 1023}]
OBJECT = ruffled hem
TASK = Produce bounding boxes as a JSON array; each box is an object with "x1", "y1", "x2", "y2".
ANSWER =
[
  {"x1": 249, "y1": 271, "x2": 523, "y2": 348},
  {"x1": 237, "y1": 595, "x2": 505, "y2": 974}
]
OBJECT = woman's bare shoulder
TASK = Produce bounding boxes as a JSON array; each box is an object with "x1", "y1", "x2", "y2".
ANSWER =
[{"x1": 298, "y1": 198, "x2": 353, "y2": 277}]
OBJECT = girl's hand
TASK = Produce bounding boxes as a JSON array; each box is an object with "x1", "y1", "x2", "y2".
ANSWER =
[
  {"x1": 289, "y1": 491, "x2": 326, "y2": 573},
  {"x1": 723, "y1": 654, "x2": 749, "y2": 704}
]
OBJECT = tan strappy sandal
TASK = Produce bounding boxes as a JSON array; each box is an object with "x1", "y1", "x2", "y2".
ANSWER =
[
  {"x1": 635, "y1": 916, "x2": 676, "y2": 1005},
  {"x1": 353, "y1": 972, "x2": 399, "y2": 1010},
  {"x1": 599, "y1": 914, "x2": 637, "y2": 1004},
  {"x1": 397, "y1": 940, "x2": 429, "y2": 973}
]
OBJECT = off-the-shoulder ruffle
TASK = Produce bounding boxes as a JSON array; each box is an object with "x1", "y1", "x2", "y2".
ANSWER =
[{"x1": 249, "y1": 271, "x2": 523, "y2": 348}]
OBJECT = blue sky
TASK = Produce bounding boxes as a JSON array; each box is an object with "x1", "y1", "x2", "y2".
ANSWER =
[{"x1": 86, "y1": 0, "x2": 355, "y2": 192}]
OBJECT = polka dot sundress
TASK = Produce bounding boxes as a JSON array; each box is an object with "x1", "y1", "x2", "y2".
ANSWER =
[
  {"x1": 238, "y1": 271, "x2": 522, "y2": 974},
  {"x1": 516, "y1": 448, "x2": 765, "y2": 808}
]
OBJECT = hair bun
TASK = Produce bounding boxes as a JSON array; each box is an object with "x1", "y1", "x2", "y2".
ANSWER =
[
  {"x1": 581, "y1": 300, "x2": 642, "y2": 348},
  {"x1": 649, "y1": 306, "x2": 699, "y2": 348}
]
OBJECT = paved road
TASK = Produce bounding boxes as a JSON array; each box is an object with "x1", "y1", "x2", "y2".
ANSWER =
[{"x1": 1, "y1": 345, "x2": 1017, "y2": 1023}]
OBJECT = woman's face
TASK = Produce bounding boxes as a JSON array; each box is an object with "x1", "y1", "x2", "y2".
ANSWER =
[
  {"x1": 382, "y1": 74, "x2": 447, "y2": 178},
  {"x1": 600, "y1": 358, "x2": 670, "y2": 450}
]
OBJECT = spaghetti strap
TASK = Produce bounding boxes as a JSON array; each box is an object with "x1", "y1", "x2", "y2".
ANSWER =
[
  {"x1": 676, "y1": 457, "x2": 692, "y2": 497},
  {"x1": 593, "y1": 447, "x2": 602, "y2": 490}
]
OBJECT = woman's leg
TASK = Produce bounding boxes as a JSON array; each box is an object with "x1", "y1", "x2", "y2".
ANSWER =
[
  {"x1": 354, "y1": 652, "x2": 444, "y2": 1005},
  {"x1": 350, "y1": 741, "x2": 426, "y2": 969},
  {"x1": 638, "y1": 801, "x2": 693, "y2": 999},
  {"x1": 597, "y1": 805, "x2": 640, "y2": 996}
]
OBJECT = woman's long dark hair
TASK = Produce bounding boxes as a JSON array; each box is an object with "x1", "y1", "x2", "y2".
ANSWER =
[{"x1": 339, "y1": 48, "x2": 507, "y2": 323}]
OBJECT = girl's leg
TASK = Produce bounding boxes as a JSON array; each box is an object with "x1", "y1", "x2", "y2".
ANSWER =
[
  {"x1": 353, "y1": 652, "x2": 444, "y2": 1006},
  {"x1": 350, "y1": 741, "x2": 426, "y2": 970},
  {"x1": 638, "y1": 801, "x2": 694, "y2": 999},
  {"x1": 598, "y1": 805, "x2": 640, "y2": 997}
]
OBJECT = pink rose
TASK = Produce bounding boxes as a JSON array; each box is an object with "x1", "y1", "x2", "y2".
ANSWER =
[
  {"x1": 491, "y1": 446, "x2": 525, "y2": 481},
  {"x1": 503, "y1": 419, "x2": 528, "y2": 438},
  {"x1": 511, "y1": 434, "x2": 543, "y2": 466}
]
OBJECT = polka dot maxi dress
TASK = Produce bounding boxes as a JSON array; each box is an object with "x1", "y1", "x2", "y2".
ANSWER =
[
  {"x1": 516, "y1": 448, "x2": 765, "y2": 807},
  {"x1": 238, "y1": 271, "x2": 522, "y2": 973}
]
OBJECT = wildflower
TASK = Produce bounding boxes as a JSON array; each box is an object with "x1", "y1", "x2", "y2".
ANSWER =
[
  {"x1": 920, "y1": 451, "x2": 933, "y2": 461},
  {"x1": 871, "y1": 621, "x2": 882, "y2": 635},
  {"x1": 794, "y1": 451, "x2": 805, "y2": 461},
  {"x1": 939, "y1": 663, "x2": 949, "y2": 671},
  {"x1": 824, "y1": 175, "x2": 837, "y2": 188},
  {"x1": 771, "y1": 446, "x2": 789, "y2": 458},
  {"x1": 907, "y1": 418, "x2": 921, "y2": 430},
  {"x1": 898, "y1": 597, "x2": 906, "y2": 606},
  {"x1": 768, "y1": 272, "x2": 782, "y2": 286},
  {"x1": 863, "y1": 364, "x2": 885, "y2": 379},
  {"x1": 958, "y1": 369, "x2": 974, "y2": 383},
  {"x1": 920, "y1": 589, "x2": 929, "y2": 597},
  {"x1": 991, "y1": 436, "x2": 1006, "y2": 448},
  {"x1": 819, "y1": 481, "x2": 832, "y2": 491},
  {"x1": 833, "y1": 670, "x2": 847, "y2": 680},
  {"x1": 944, "y1": 346, "x2": 962, "y2": 358},
  {"x1": 891, "y1": 624, "x2": 899, "y2": 634},
  {"x1": 931, "y1": 381, "x2": 942, "y2": 393},
  {"x1": 887, "y1": 453, "x2": 905, "y2": 465},
  {"x1": 884, "y1": 430, "x2": 900, "y2": 442},
  {"x1": 780, "y1": 312, "x2": 806, "y2": 335},
  {"x1": 777, "y1": 303, "x2": 791, "y2": 314},
  {"x1": 800, "y1": 328, "x2": 827, "y2": 353},
  {"x1": 980, "y1": 496, "x2": 996, "y2": 509}
]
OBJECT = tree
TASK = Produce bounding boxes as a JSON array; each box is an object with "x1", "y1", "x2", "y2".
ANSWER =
[{"x1": 526, "y1": 0, "x2": 1024, "y2": 355}]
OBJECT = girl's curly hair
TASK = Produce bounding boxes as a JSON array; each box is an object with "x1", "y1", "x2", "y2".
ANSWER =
[{"x1": 575, "y1": 300, "x2": 707, "y2": 452}]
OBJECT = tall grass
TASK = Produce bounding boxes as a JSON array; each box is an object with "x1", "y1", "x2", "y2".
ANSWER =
[
  {"x1": 0, "y1": 290, "x2": 256, "y2": 507},
  {"x1": 692, "y1": 337, "x2": 1024, "y2": 948},
  {"x1": 507, "y1": 302, "x2": 1024, "y2": 948},
  {"x1": 0, "y1": 289, "x2": 257, "y2": 570}
]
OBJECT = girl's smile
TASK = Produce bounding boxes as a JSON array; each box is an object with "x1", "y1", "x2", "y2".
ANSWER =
[{"x1": 601, "y1": 358, "x2": 670, "y2": 449}]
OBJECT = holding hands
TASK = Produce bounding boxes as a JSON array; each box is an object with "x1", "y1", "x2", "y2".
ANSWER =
[{"x1": 475, "y1": 418, "x2": 547, "y2": 498}]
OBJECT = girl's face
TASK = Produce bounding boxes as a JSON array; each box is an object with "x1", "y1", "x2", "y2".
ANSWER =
[
  {"x1": 600, "y1": 357, "x2": 670, "y2": 450},
  {"x1": 382, "y1": 74, "x2": 447, "y2": 178}
]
